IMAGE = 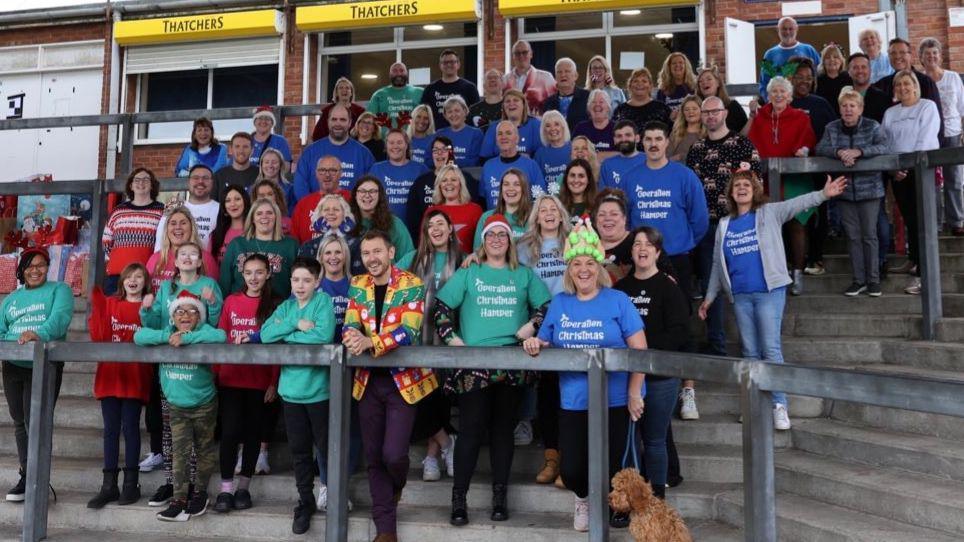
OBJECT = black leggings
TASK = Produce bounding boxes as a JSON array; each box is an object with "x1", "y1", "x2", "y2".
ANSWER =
[
  {"x1": 219, "y1": 387, "x2": 267, "y2": 480},
  {"x1": 2, "y1": 361, "x2": 64, "y2": 471},
  {"x1": 283, "y1": 400, "x2": 329, "y2": 501},
  {"x1": 410, "y1": 387, "x2": 454, "y2": 442},
  {"x1": 536, "y1": 372, "x2": 559, "y2": 450},
  {"x1": 101, "y1": 397, "x2": 143, "y2": 470},
  {"x1": 893, "y1": 170, "x2": 920, "y2": 269},
  {"x1": 558, "y1": 407, "x2": 629, "y2": 499},
  {"x1": 453, "y1": 383, "x2": 524, "y2": 492}
]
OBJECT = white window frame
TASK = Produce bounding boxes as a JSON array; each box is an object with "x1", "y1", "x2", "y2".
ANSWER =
[
  {"x1": 514, "y1": 8, "x2": 703, "y2": 72},
  {"x1": 127, "y1": 38, "x2": 285, "y2": 146},
  {"x1": 314, "y1": 22, "x2": 483, "y2": 108},
  {"x1": 0, "y1": 40, "x2": 105, "y2": 75}
]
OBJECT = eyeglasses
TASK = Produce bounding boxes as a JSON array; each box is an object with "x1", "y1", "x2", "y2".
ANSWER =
[
  {"x1": 512, "y1": 50, "x2": 530, "y2": 57},
  {"x1": 317, "y1": 168, "x2": 340, "y2": 175},
  {"x1": 485, "y1": 231, "x2": 509, "y2": 240},
  {"x1": 432, "y1": 146, "x2": 453, "y2": 154},
  {"x1": 24, "y1": 263, "x2": 48, "y2": 271},
  {"x1": 132, "y1": 176, "x2": 152, "y2": 184},
  {"x1": 356, "y1": 188, "x2": 379, "y2": 196},
  {"x1": 173, "y1": 308, "x2": 200, "y2": 317},
  {"x1": 700, "y1": 109, "x2": 725, "y2": 116}
]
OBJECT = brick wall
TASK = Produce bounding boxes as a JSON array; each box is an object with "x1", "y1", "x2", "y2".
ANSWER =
[{"x1": 484, "y1": 9, "x2": 507, "y2": 73}]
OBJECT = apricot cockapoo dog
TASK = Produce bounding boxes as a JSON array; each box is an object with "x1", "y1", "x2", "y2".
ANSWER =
[{"x1": 609, "y1": 468, "x2": 692, "y2": 542}]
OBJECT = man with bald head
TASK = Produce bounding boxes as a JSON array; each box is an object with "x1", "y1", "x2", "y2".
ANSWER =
[
  {"x1": 686, "y1": 96, "x2": 762, "y2": 357},
  {"x1": 543, "y1": 57, "x2": 590, "y2": 131},
  {"x1": 294, "y1": 103, "x2": 374, "y2": 202},
  {"x1": 368, "y1": 62, "x2": 424, "y2": 132},
  {"x1": 759, "y1": 17, "x2": 821, "y2": 101},
  {"x1": 503, "y1": 39, "x2": 556, "y2": 116},
  {"x1": 480, "y1": 120, "x2": 546, "y2": 208}
]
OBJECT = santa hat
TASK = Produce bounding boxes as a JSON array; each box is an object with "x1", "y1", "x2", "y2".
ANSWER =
[
  {"x1": 480, "y1": 213, "x2": 512, "y2": 239},
  {"x1": 253, "y1": 105, "x2": 276, "y2": 125},
  {"x1": 564, "y1": 215, "x2": 605, "y2": 263},
  {"x1": 169, "y1": 290, "x2": 206, "y2": 323}
]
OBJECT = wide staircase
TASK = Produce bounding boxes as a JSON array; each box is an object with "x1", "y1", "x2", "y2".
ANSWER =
[{"x1": 0, "y1": 238, "x2": 963, "y2": 541}]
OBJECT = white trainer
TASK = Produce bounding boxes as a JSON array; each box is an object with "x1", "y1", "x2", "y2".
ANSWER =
[
  {"x1": 441, "y1": 434, "x2": 456, "y2": 477},
  {"x1": 773, "y1": 404, "x2": 791, "y2": 431},
  {"x1": 138, "y1": 452, "x2": 164, "y2": 473},
  {"x1": 255, "y1": 450, "x2": 270, "y2": 475},
  {"x1": 679, "y1": 387, "x2": 700, "y2": 420},
  {"x1": 513, "y1": 420, "x2": 533, "y2": 446},
  {"x1": 422, "y1": 456, "x2": 442, "y2": 481},
  {"x1": 573, "y1": 496, "x2": 590, "y2": 532}
]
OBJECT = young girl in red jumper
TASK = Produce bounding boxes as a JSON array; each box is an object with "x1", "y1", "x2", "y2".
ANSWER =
[
  {"x1": 213, "y1": 253, "x2": 280, "y2": 513},
  {"x1": 87, "y1": 262, "x2": 154, "y2": 508}
]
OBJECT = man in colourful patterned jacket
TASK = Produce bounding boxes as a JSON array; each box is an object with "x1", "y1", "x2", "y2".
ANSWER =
[{"x1": 343, "y1": 229, "x2": 437, "y2": 542}]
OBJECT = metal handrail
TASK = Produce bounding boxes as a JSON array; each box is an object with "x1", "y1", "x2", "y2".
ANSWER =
[{"x1": 17, "y1": 341, "x2": 964, "y2": 542}]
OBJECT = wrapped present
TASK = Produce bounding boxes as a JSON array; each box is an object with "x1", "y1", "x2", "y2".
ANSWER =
[
  {"x1": 65, "y1": 250, "x2": 89, "y2": 296},
  {"x1": 0, "y1": 217, "x2": 17, "y2": 253},
  {"x1": 0, "y1": 253, "x2": 19, "y2": 293},
  {"x1": 46, "y1": 244, "x2": 72, "y2": 283},
  {"x1": 50, "y1": 216, "x2": 80, "y2": 245}
]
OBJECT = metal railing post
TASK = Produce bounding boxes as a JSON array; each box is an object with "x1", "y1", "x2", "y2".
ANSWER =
[
  {"x1": 914, "y1": 151, "x2": 942, "y2": 340},
  {"x1": 22, "y1": 342, "x2": 55, "y2": 542},
  {"x1": 767, "y1": 159, "x2": 781, "y2": 202},
  {"x1": 118, "y1": 114, "x2": 134, "y2": 176},
  {"x1": 740, "y1": 363, "x2": 776, "y2": 542},
  {"x1": 326, "y1": 346, "x2": 351, "y2": 542},
  {"x1": 587, "y1": 349, "x2": 609, "y2": 542},
  {"x1": 87, "y1": 179, "x2": 108, "y2": 294}
]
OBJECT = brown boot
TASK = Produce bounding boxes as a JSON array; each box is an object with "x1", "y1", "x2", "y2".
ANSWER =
[
  {"x1": 372, "y1": 534, "x2": 398, "y2": 542},
  {"x1": 536, "y1": 449, "x2": 560, "y2": 484}
]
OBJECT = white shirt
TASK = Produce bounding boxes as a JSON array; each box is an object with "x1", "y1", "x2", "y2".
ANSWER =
[
  {"x1": 882, "y1": 99, "x2": 941, "y2": 154},
  {"x1": 153, "y1": 199, "x2": 221, "y2": 252},
  {"x1": 935, "y1": 70, "x2": 964, "y2": 137}
]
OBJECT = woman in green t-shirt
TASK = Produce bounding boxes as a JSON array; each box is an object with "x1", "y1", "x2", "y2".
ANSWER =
[
  {"x1": 434, "y1": 213, "x2": 551, "y2": 528},
  {"x1": 220, "y1": 198, "x2": 298, "y2": 299}
]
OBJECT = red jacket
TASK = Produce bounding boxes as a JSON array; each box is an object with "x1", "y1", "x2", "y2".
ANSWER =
[
  {"x1": 89, "y1": 287, "x2": 153, "y2": 402},
  {"x1": 747, "y1": 103, "x2": 816, "y2": 159},
  {"x1": 214, "y1": 292, "x2": 279, "y2": 391}
]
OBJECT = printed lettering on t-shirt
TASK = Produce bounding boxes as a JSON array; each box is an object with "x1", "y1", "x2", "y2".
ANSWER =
[
  {"x1": 634, "y1": 186, "x2": 672, "y2": 220},
  {"x1": 725, "y1": 228, "x2": 760, "y2": 256},
  {"x1": 556, "y1": 312, "x2": 605, "y2": 347},
  {"x1": 627, "y1": 291, "x2": 651, "y2": 317},
  {"x1": 474, "y1": 277, "x2": 518, "y2": 319}
]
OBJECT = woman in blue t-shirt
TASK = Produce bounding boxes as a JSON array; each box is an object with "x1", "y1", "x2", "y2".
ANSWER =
[
  {"x1": 533, "y1": 110, "x2": 572, "y2": 194},
  {"x1": 523, "y1": 219, "x2": 646, "y2": 533},
  {"x1": 174, "y1": 117, "x2": 230, "y2": 177},
  {"x1": 700, "y1": 170, "x2": 846, "y2": 431}
]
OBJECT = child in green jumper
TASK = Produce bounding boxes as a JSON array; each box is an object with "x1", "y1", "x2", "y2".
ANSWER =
[
  {"x1": 135, "y1": 290, "x2": 226, "y2": 523},
  {"x1": 260, "y1": 257, "x2": 335, "y2": 535}
]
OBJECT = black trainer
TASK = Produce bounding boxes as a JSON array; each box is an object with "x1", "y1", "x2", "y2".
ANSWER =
[
  {"x1": 5, "y1": 473, "x2": 25, "y2": 502},
  {"x1": 213, "y1": 492, "x2": 234, "y2": 514},
  {"x1": 610, "y1": 510, "x2": 630, "y2": 529},
  {"x1": 148, "y1": 483, "x2": 173, "y2": 507},
  {"x1": 186, "y1": 490, "x2": 209, "y2": 518},
  {"x1": 844, "y1": 282, "x2": 867, "y2": 297},
  {"x1": 866, "y1": 283, "x2": 882, "y2": 297},
  {"x1": 233, "y1": 488, "x2": 253, "y2": 510},
  {"x1": 292, "y1": 497, "x2": 316, "y2": 535},
  {"x1": 156, "y1": 499, "x2": 190, "y2": 522},
  {"x1": 450, "y1": 487, "x2": 468, "y2": 526}
]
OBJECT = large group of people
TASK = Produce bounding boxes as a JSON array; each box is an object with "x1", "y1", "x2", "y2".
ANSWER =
[{"x1": 1, "y1": 19, "x2": 960, "y2": 542}]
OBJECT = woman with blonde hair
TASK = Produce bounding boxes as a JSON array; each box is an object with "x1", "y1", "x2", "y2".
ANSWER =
[
  {"x1": 570, "y1": 135, "x2": 600, "y2": 181},
  {"x1": 424, "y1": 164, "x2": 484, "y2": 253},
  {"x1": 219, "y1": 197, "x2": 298, "y2": 298},
  {"x1": 351, "y1": 111, "x2": 386, "y2": 162},
  {"x1": 696, "y1": 66, "x2": 747, "y2": 133},
  {"x1": 407, "y1": 104, "x2": 437, "y2": 166},
  {"x1": 255, "y1": 148, "x2": 295, "y2": 215},
  {"x1": 479, "y1": 89, "x2": 543, "y2": 159},
  {"x1": 534, "y1": 110, "x2": 573, "y2": 194},
  {"x1": 668, "y1": 95, "x2": 706, "y2": 161},
  {"x1": 585, "y1": 55, "x2": 626, "y2": 110},
  {"x1": 146, "y1": 206, "x2": 220, "y2": 291},
  {"x1": 656, "y1": 52, "x2": 697, "y2": 114},
  {"x1": 312, "y1": 76, "x2": 365, "y2": 141},
  {"x1": 816, "y1": 44, "x2": 852, "y2": 109},
  {"x1": 614, "y1": 68, "x2": 671, "y2": 133}
]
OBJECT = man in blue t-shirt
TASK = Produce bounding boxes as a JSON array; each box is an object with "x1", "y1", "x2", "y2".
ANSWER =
[
  {"x1": 758, "y1": 17, "x2": 821, "y2": 102},
  {"x1": 480, "y1": 121, "x2": 546, "y2": 208},
  {"x1": 599, "y1": 120, "x2": 645, "y2": 190},
  {"x1": 294, "y1": 103, "x2": 374, "y2": 203},
  {"x1": 624, "y1": 121, "x2": 708, "y2": 299}
]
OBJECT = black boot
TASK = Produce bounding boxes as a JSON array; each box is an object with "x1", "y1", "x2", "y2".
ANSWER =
[
  {"x1": 87, "y1": 468, "x2": 120, "y2": 509},
  {"x1": 118, "y1": 468, "x2": 140, "y2": 505},
  {"x1": 652, "y1": 482, "x2": 666, "y2": 500},
  {"x1": 450, "y1": 487, "x2": 468, "y2": 526},
  {"x1": 490, "y1": 483, "x2": 508, "y2": 521}
]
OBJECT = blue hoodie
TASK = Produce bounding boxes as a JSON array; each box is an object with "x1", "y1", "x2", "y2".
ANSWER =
[
  {"x1": 599, "y1": 153, "x2": 646, "y2": 190},
  {"x1": 293, "y1": 137, "x2": 374, "y2": 201},
  {"x1": 625, "y1": 160, "x2": 709, "y2": 256},
  {"x1": 369, "y1": 160, "x2": 429, "y2": 218}
]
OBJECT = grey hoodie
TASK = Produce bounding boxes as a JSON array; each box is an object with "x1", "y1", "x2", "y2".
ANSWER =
[{"x1": 705, "y1": 190, "x2": 828, "y2": 304}]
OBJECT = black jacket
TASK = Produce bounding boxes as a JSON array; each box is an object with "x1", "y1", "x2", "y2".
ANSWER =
[{"x1": 543, "y1": 87, "x2": 591, "y2": 132}]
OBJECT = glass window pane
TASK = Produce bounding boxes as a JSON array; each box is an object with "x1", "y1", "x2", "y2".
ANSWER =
[
  {"x1": 141, "y1": 70, "x2": 207, "y2": 140},
  {"x1": 324, "y1": 50, "x2": 398, "y2": 102},
  {"x1": 526, "y1": 37, "x2": 605, "y2": 76},
  {"x1": 212, "y1": 64, "x2": 279, "y2": 138},
  {"x1": 523, "y1": 14, "x2": 603, "y2": 34},
  {"x1": 324, "y1": 28, "x2": 395, "y2": 47},
  {"x1": 612, "y1": 7, "x2": 696, "y2": 27},
  {"x1": 610, "y1": 31, "x2": 699, "y2": 87},
  {"x1": 401, "y1": 45, "x2": 477, "y2": 88},
  {"x1": 402, "y1": 21, "x2": 476, "y2": 42}
]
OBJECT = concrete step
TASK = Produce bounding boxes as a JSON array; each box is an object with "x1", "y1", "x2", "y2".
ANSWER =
[
  {"x1": 784, "y1": 293, "x2": 964, "y2": 316},
  {"x1": 792, "y1": 273, "x2": 964, "y2": 295},
  {"x1": 831, "y1": 398, "x2": 964, "y2": 442},
  {"x1": 716, "y1": 489, "x2": 961, "y2": 542},
  {"x1": 821, "y1": 253, "x2": 964, "y2": 275},
  {"x1": 935, "y1": 317, "x2": 964, "y2": 342},
  {"x1": 780, "y1": 338, "x2": 883, "y2": 364},
  {"x1": 792, "y1": 418, "x2": 964, "y2": 482},
  {"x1": 694, "y1": 311, "x2": 925, "y2": 340},
  {"x1": 775, "y1": 450, "x2": 964, "y2": 535},
  {"x1": 824, "y1": 235, "x2": 964, "y2": 254},
  {"x1": 881, "y1": 341, "x2": 964, "y2": 372}
]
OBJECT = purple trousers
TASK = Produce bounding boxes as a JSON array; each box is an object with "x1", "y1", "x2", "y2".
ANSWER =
[{"x1": 358, "y1": 372, "x2": 417, "y2": 535}]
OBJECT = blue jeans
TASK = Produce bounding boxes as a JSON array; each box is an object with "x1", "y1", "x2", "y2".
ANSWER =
[
  {"x1": 638, "y1": 377, "x2": 680, "y2": 488},
  {"x1": 732, "y1": 288, "x2": 787, "y2": 406},
  {"x1": 696, "y1": 222, "x2": 726, "y2": 354}
]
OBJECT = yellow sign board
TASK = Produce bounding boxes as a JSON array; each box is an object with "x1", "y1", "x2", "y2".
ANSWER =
[
  {"x1": 498, "y1": 0, "x2": 696, "y2": 18},
  {"x1": 115, "y1": 9, "x2": 283, "y2": 46},
  {"x1": 296, "y1": 0, "x2": 479, "y2": 32}
]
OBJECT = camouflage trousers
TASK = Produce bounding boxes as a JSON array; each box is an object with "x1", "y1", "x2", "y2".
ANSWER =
[{"x1": 169, "y1": 397, "x2": 218, "y2": 500}]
